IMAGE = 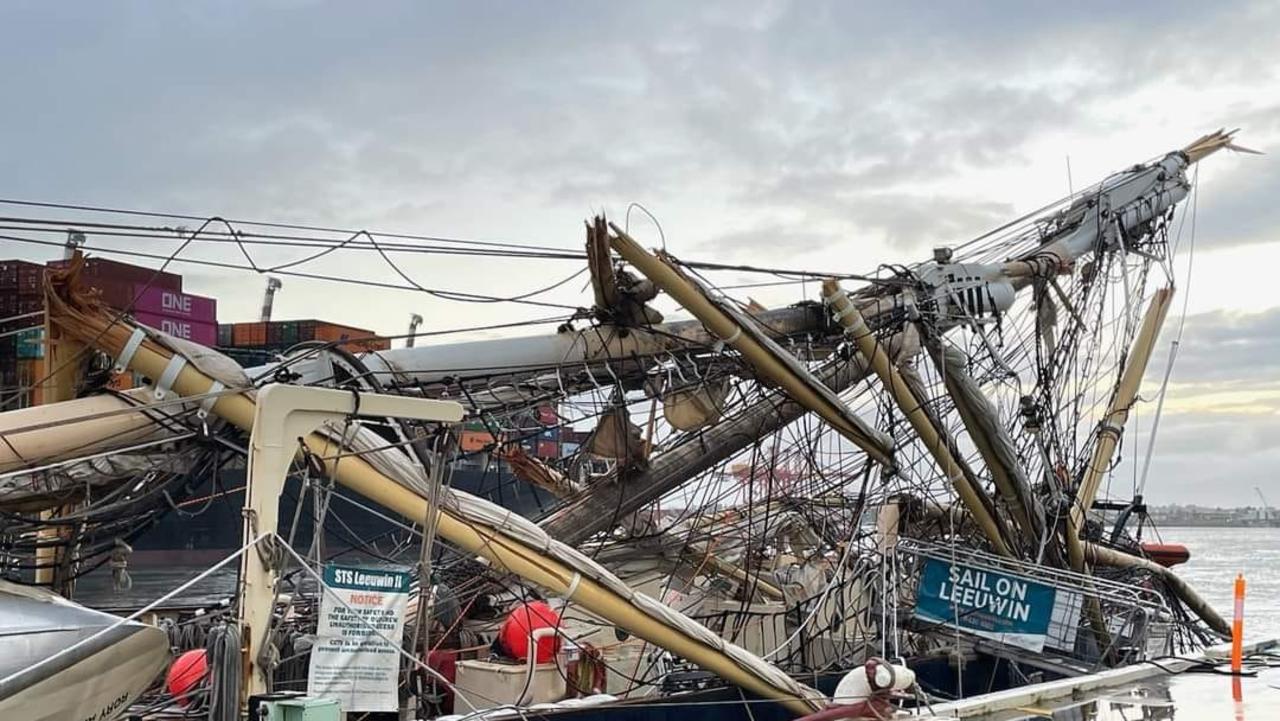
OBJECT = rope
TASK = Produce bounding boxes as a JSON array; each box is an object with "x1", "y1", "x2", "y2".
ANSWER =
[{"x1": 205, "y1": 621, "x2": 241, "y2": 721}]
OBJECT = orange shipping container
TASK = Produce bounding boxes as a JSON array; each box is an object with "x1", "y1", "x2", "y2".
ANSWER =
[
  {"x1": 313, "y1": 322, "x2": 388, "y2": 352},
  {"x1": 314, "y1": 322, "x2": 370, "y2": 342},
  {"x1": 232, "y1": 322, "x2": 268, "y2": 347}
]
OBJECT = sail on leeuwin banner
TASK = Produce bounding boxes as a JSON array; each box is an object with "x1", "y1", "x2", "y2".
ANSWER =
[
  {"x1": 912, "y1": 557, "x2": 1060, "y2": 652},
  {"x1": 307, "y1": 564, "x2": 412, "y2": 712}
]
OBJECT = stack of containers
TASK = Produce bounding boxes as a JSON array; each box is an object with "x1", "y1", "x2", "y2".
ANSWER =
[
  {"x1": 1, "y1": 256, "x2": 196, "y2": 406},
  {"x1": 54, "y1": 257, "x2": 184, "y2": 308},
  {"x1": 0, "y1": 260, "x2": 45, "y2": 403},
  {"x1": 220, "y1": 319, "x2": 390, "y2": 353}
]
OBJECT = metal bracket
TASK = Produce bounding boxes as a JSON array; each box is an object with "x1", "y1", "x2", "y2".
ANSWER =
[
  {"x1": 114, "y1": 328, "x2": 146, "y2": 375},
  {"x1": 198, "y1": 380, "x2": 224, "y2": 419},
  {"x1": 153, "y1": 354, "x2": 188, "y2": 400}
]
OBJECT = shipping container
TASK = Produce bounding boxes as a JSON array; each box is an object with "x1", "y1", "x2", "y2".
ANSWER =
[
  {"x1": 15, "y1": 327, "x2": 43, "y2": 359},
  {"x1": 85, "y1": 276, "x2": 136, "y2": 309},
  {"x1": 264, "y1": 320, "x2": 304, "y2": 348},
  {"x1": 314, "y1": 321, "x2": 366, "y2": 342},
  {"x1": 45, "y1": 257, "x2": 182, "y2": 310},
  {"x1": 17, "y1": 358, "x2": 42, "y2": 407},
  {"x1": 232, "y1": 322, "x2": 268, "y2": 347},
  {"x1": 136, "y1": 312, "x2": 217, "y2": 346},
  {"x1": 55, "y1": 257, "x2": 182, "y2": 291},
  {"x1": 0, "y1": 261, "x2": 18, "y2": 289},
  {"x1": 217, "y1": 324, "x2": 233, "y2": 347},
  {"x1": 220, "y1": 347, "x2": 276, "y2": 367},
  {"x1": 536, "y1": 405, "x2": 558, "y2": 425},
  {"x1": 459, "y1": 430, "x2": 497, "y2": 452},
  {"x1": 0, "y1": 259, "x2": 45, "y2": 293},
  {"x1": 278, "y1": 320, "x2": 300, "y2": 347},
  {"x1": 130, "y1": 285, "x2": 216, "y2": 322},
  {"x1": 0, "y1": 294, "x2": 42, "y2": 321},
  {"x1": 311, "y1": 321, "x2": 389, "y2": 352},
  {"x1": 351, "y1": 336, "x2": 391, "y2": 352}
]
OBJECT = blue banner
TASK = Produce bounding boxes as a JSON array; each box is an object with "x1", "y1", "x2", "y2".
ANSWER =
[{"x1": 913, "y1": 557, "x2": 1057, "y2": 651}]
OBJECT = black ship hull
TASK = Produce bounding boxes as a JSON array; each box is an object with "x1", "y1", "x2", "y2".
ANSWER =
[{"x1": 126, "y1": 464, "x2": 558, "y2": 566}]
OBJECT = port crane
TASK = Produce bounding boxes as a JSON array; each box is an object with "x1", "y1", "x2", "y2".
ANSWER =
[{"x1": 259, "y1": 276, "x2": 283, "y2": 322}]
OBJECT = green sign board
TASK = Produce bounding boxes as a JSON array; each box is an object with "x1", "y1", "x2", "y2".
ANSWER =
[{"x1": 913, "y1": 558, "x2": 1058, "y2": 652}]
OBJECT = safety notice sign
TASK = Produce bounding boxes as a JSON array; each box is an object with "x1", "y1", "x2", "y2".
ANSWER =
[{"x1": 307, "y1": 564, "x2": 411, "y2": 712}]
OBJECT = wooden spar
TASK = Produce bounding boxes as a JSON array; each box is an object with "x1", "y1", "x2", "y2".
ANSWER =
[
  {"x1": 923, "y1": 336, "x2": 1043, "y2": 546},
  {"x1": 541, "y1": 355, "x2": 872, "y2": 544},
  {"x1": 44, "y1": 290, "x2": 823, "y2": 715},
  {"x1": 1069, "y1": 287, "x2": 1175, "y2": 535},
  {"x1": 36, "y1": 275, "x2": 87, "y2": 591},
  {"x1": 1060, "y1": 288, "x2": 1172, "y2": 662},
  {"x1": 1084, "y1": 541, "x2": 1230, "y2": 637},
  {"x1": 822, "y1": 279, "x2": 1013, "y2": 557},
  {"x1": 606, "y1": 224, "x2": 895, "y2": 468}
]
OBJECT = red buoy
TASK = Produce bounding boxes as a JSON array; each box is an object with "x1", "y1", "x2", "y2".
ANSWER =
[
  {"x1": 166, "y1": 649, "x2": 208, "y2": 706},
  {"x1": 498, "y1": 600, "x2": 562, "y2": 663}
]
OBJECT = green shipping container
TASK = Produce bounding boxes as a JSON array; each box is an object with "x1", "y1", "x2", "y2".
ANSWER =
[{"x1": 279, "y1": 320, "x2": 299, "y2": 346}]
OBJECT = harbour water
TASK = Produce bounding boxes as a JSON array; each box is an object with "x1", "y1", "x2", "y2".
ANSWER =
[{"x1": 1158, "y1": 526, "x2": 1280, "y2": 640}]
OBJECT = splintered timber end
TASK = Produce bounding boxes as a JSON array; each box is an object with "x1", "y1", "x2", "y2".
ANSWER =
[
  {"x1": 1182, "y1": 128, "x2": 1262, "y2": 163},
  {"x1": 43, "y1": 252, "x2": 107, "y2": 318}
]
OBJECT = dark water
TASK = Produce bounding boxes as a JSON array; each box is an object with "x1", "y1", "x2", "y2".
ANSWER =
[{"x1": 76, "y1": 563, "x2": 239, "y2": 610}]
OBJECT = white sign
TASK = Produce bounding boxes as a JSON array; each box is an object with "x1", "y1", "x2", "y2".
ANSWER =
[{"x1": 307, "y1": 564, "x2": 411, "y2": 712}]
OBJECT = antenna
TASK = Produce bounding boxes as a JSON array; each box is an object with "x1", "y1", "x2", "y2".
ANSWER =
[{"x1": 260, "y1": 277, "x2": 283, "y2": 322}]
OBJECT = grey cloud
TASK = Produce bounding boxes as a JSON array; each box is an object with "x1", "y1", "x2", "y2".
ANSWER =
[
  {"x1": 1149, "y1": 306, "x2": 1280, "y2": 384},
  {"x1": 1114, "y1": 411, "x2": 1280, "y2": 505},
  {"x1": 698, "y1": 223, "x2": 841, "y2": 254}
]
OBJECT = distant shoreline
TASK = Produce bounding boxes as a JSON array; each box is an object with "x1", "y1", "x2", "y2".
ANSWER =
[{"x1": 1151, "y1": 522, "x2": 1280, "y2": 529}]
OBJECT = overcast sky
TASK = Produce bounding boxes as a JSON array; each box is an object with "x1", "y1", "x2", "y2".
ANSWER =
[{"x1": 1, "y1": 1, "x2": 1277, "y2": 505}]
